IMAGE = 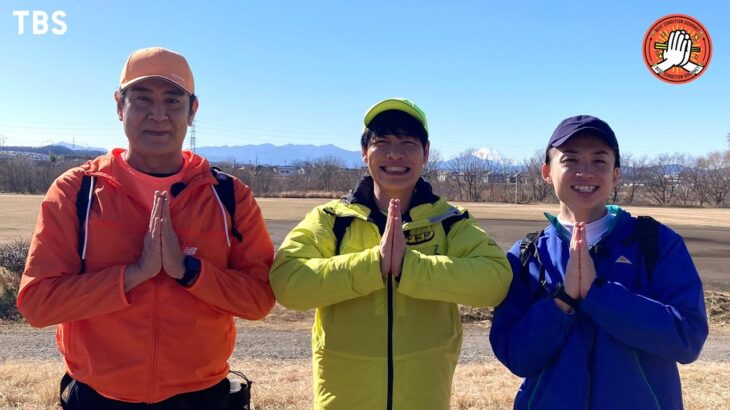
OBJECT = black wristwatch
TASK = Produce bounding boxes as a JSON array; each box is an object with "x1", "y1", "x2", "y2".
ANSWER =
[
  {"x1": 552, "y1": 282, "x2": 580, "y2": 310},
  {"x1": 177, "y1": 256, "x2": 201, "y2": 287}
]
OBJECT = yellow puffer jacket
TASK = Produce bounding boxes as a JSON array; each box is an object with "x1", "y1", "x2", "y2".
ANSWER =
[{"x1": 270, "y1": 177, "x2": 512, "y2": 409}]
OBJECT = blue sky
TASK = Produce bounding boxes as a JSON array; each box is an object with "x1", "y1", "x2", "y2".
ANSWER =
[{"x1": 1, "y1": 1, "x2": 728, "y2": 162}]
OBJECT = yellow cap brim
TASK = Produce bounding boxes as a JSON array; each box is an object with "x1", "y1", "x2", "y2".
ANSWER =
[{"x1": 363, "y1": 98, "x2": 428, "y2": 133}]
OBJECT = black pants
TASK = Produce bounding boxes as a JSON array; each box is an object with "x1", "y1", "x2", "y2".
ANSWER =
[{"x1": 60, "y1": 374, "x2": 230, "y2": 410}]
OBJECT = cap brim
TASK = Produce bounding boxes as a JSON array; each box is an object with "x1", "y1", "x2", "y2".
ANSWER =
[
  {"x1": 364, "y1": 99, "x2": 428, "y2": 133},
  {"x1": 119, "y1": 75, "x2": 193, "y2": 95},
  {"x1": 551, "y1": 127, "x2": 614, "y2": 148}
]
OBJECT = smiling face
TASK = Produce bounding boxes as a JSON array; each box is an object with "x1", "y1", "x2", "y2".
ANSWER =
[
  {"x1": 542, "y1": 134, "x2": 620, "y2": 223},
  {"x1": 362, "y1": 133, "x2": 429, "y2": 201},
  {"x1": 115, "y1": 77, "x2": 198, "y2": 163}
]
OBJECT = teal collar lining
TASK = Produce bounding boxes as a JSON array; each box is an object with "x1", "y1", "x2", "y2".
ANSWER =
[{"x1": 544, "y1": 205, "x2": 624, "y2": 245}]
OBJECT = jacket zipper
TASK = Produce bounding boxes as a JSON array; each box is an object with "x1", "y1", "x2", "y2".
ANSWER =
[
  {"x1": 145, "y1": 277, "x2": 160, "y2": 402},
  {"x1": 386, "y1": 274, "x2": 394, "y2": 410},
  {"x1": 633, "y1": 350, "x2": 662, "y2": 409}
]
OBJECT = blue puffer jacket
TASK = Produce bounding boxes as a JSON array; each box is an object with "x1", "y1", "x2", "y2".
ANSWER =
[{"x1": 490, "y1": 206, "x2": 708, "y2": 410}]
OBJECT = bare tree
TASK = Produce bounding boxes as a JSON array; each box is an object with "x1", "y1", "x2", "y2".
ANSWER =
[
  {"x1": 619, "y1": 154, "x2": 649, "y2": 205},
  {"x1": 644, "y1": 154, "x2": 680, "y2": 205},
  {"x1": 448, "y1": 149, "x2": 491, "y2": 201},
  {"x1": 308, "y1": 157, "x2": 345, "y2": 191},
  {"x1": 672, "y1": 154, "x2": 695, "y2": 206},
  {"x1": 702, "y1": 151, "x2": 730, "y2": 206},
  {"x1": 522, "y1": 150, "x2": 550, "y2": 202},
  {"x1": 422, "y1": 149, "x2": 443, "y2": 182},
  {"x1": 687, "y1": 155, "x2": 711, "y2": 206}
]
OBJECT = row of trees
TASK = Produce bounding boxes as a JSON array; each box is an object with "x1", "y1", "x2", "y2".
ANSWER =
[
  {"x1": 1, "y1": 150, "x2": 729, "y2": 208},
  {"x1": 438, "y1": 149, "x2": 730, "y2": 207}
]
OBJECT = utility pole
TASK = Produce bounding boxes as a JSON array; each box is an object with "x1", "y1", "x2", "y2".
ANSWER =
[{"x1": 189, "y1": 121, "x2": 196, "y2": 153}]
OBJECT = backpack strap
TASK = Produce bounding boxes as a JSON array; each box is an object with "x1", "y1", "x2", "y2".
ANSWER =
[
  {"x1": 59, "y1": 373, "x2": 77, "y2": 408},
  {"x1": 211, "y1": 167, "x2": 243, "y2": 242},
  {"x1": 441, "y1": 211, "x2": 469, "y2": 237},
  {"x1": 331, "y1": 209, "x2": 469, "y2": 256},
  {"x1": 634, "y1": 216, "x2": 661, "y2": 281},
  {"x1": 75, "y1": 174, "x2": 95, "y2": 274},
  {"x1": 518, "y1": 230, "x2": 547, "y2": 292},
  {"x1": 332, "y1": 215, "x2": 355, "y2": 255}
]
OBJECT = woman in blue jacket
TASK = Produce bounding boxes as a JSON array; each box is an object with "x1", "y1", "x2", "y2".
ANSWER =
[{"x1": 489, "y1": 115, "x2": 708, "y2": 410}]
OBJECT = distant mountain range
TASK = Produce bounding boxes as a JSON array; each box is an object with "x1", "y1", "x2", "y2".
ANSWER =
[
  {"x1": 3, "y1": 143, "x2": 105, "y2": 158},
  {"x1": 1, "y1": 143, "x2": 686, "y2": 177},
  {"x1": 56, "y1": 141, "x2": 107, "y2": 153},
  {"x1": 196, "y1": 143, "x2": 365, "y2": 167},
  {"x1": 1, "y1": 142, "x2": 518, "y2": 171}
]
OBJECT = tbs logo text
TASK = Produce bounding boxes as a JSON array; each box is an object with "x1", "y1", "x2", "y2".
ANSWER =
[{"x1": 13, "y1": 10, "x2": 67, "y2": 35}]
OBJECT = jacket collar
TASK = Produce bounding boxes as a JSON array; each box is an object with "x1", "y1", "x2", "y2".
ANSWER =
[
  {"x1": 341, "y1": 176, "x2": 439, "y2": 223},
  {"x1": 82, "y1": 148, "x2": 216, "y2": 191},
  {"x1": 544, "y1": 205, "x2": 629, "y2": 244}
]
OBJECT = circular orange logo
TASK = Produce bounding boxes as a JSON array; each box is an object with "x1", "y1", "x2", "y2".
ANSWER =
[{"x1": 643, "y1": 14, "x2": 712, "y2": 84}]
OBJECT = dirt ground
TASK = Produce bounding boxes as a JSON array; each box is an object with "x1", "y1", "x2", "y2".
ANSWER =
[
  {"x1": 1, "y1": 196, "x2": 728, "y2": 408},
  {"x1": 2, "y1": 195, "x2": 727, "y2": 290}
]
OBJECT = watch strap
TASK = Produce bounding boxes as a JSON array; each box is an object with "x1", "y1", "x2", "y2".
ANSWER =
[
  {"x1": 552, "y1": 283, "x2": 580, "y2": 310},
  {"x1": 177, "y1": 256, "x2": 201, "y2": 287}
]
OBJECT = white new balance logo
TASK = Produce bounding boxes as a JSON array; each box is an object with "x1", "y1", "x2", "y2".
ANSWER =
[
  {"x1": 183, "y1": 247, "x2": 198, "y2": 256},
  {"x1": 615, "y1": 255, "x2": 632, "y2": 264}
]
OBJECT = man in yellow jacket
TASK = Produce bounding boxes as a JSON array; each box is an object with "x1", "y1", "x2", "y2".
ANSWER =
[{"x1": 270, "y1": 98, "x2": 513, "y2": 409}]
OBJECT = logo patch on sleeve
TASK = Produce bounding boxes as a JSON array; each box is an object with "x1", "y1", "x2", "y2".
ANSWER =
[{"x1": 406, "y1": 229, "x2": 435, "y2": 245}]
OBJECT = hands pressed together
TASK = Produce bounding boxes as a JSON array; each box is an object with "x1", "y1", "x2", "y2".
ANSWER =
[
  {"x1": 556, "y1": 222, "x2": 597, "y2": 313},
  {"x1": 379, "y1": 199, "x2": 406, "y2": 280},
  {"x1": 124, "y1": 191, "x2": 185, "y2": 292},
  {"x1": 654, "y1": 30, "x2": 704, "y2": 75}
]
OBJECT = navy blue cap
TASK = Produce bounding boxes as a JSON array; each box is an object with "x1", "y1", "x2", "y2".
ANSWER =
[{"x1": 546, "y1": 115, "x2": 620, "y2": 167}]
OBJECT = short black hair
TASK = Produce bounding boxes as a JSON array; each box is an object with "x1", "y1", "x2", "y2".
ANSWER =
[{"x1": 361, "y1": 110, "x2": 428, "y2": 151}]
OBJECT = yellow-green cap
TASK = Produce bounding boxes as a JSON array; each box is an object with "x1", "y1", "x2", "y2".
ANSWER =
[{"x1": 363, "y1": 98, "x2": 428, "y2": 134}]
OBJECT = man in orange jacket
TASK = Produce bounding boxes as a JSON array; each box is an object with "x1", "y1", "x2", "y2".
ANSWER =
[{"x1": 16, "y1": 47, "x2": 275, "y2": 409}]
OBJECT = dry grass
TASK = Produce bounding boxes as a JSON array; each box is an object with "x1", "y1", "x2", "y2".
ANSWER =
[
  {"x1": 707, "y1": 292, "x2": 730, "y2": 324},
  {"x1": 1, "y1": 359, "x2": 727, "y2": 409},
  {"x1": 0, "y1": 361, "x2": 61, "y2": 409},
  {"x1": 273, "y1": 191, "x2": 346, "y2": 199}
]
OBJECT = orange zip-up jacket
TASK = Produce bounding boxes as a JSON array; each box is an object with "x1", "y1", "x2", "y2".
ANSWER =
[{"x1": 17, "y1": 149, "x2": 275, "y2": 403}]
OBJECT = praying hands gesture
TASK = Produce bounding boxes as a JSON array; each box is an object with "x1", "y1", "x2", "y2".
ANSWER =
[
  {"x1": 379, "y1": 199, "x2": 406, "y2": 280},
  {"x1": 555, "y1": 222, "x2": 597, "y2": 313},
  {"x1": 124, "y1": 191, "x2": 185, "y2": 292}
]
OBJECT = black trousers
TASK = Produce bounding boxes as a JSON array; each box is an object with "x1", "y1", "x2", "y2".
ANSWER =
[{"x1": 60, "y1": 374, "x2": 230, "y2": 410}]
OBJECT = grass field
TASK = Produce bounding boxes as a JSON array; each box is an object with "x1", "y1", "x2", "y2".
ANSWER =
[
  {"x1": 1, "y1": 357, "x2": 728, "y2": 409},
  {"x1": 3, "y1": 194, "x2": 730, "y2": 243},
  {"x1": 1, "y1": 194, "x2": 729, "y2": 408}
]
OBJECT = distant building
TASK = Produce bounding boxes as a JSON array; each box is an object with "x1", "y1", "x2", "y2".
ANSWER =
[
  {"x1": 273, "y1": 166, "x2": 305, "y2": 177},
  {"x1": 0, "y1": 150, "x2": 50, "y2": 162}
]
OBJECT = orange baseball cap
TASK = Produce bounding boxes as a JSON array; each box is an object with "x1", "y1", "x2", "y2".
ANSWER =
[{"x1": 119, "y1": 47, "x2": 195, "y2": 95}]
